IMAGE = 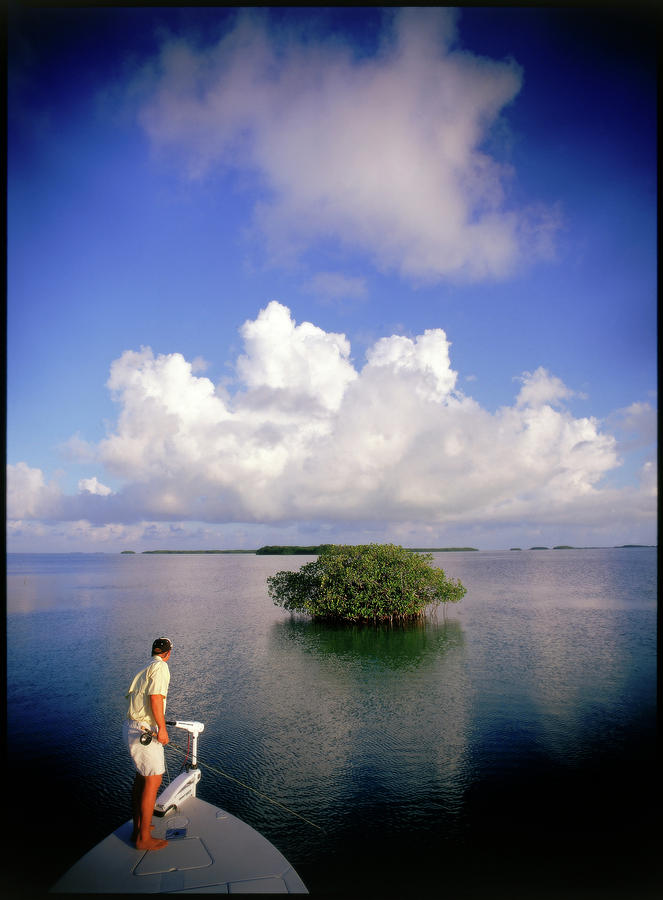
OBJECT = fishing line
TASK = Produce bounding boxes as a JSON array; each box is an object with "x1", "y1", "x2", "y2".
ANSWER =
[
  {"x1": 162, "y1": 740, "x2": 322, "y2": 832},
  {"x1": 132, "y1": 729, "x2": 321, "y2": 830}
]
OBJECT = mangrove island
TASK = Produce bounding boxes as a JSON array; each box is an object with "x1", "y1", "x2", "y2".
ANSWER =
[{"x1": 267, "y1": 543, "x2": 467, "y2": 624}]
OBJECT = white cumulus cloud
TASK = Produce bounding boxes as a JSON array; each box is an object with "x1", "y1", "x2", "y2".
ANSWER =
[
  {"x1": 235, "y1": 300, "x2": 357, "y2": 414},
  {"x1": 135, "y1": 8, "x2": 555, "y2": 282},
  {"x1": 8, "y1": 301, "x2": 654, "y2": 543},
  {"x1": 78, "y1": 476, "x2": 113, "y2": 496},
  {"x1": 515, "y1": 367, "x2": 579, "y2": 409},
  {"x1": 7, "y1": 462, "x2": 62, "y2": 519},
  {"x1": 607, "y1": 400, "x2": 657, "y2": 450}
]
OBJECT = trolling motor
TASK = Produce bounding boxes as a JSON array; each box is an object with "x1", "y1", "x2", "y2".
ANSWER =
[{"x1": 153, "y1": 719, "x2": 205, "y2": 817}]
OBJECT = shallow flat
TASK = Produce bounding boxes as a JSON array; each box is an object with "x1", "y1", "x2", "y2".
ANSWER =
[{"x1": 51, "y1": 796, "x2": 308, "y2": 893}]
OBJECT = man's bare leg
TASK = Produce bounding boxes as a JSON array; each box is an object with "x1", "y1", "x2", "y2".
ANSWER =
[
  {"x1": 130, "y1": 775, "x2": 156, "y2": 842},
  {"x1": 134, "y1": 774, "x2": 167, "y2": 850}
]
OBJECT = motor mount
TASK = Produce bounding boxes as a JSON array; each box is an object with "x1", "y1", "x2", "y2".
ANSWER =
[{"x1": 153, "y1": 719, "x2": 205, "y2": 816}]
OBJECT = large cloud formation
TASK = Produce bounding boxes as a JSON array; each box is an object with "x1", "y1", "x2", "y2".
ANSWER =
[
  {"x1": 7, "y1": 302, "x2": 656, "y2": 545},
  {"x1": 135, "y1": 7, "x2": 555, "y2": 282}
]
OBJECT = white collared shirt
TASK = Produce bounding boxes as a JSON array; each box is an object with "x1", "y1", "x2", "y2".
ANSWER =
[{"x1": 125, "y1": 655, "x2": 170, "y2": 728}]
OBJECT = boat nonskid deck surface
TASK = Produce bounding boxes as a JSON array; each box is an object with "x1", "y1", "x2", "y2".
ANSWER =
[
  {"x1": 51, "y1": 720, "x2": 308, "y2": 894},
  {"x1": 51, "y1": 795, "x2": 308, "y2": 893}
]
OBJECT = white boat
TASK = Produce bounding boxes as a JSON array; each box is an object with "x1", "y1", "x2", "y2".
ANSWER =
[{"x1": 51, "y1": 719, "x2": 309, "y2": 893}]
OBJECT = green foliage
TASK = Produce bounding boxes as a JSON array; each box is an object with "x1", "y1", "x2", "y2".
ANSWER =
[
  {"x1": 407, "y1": 547, "x2": 478, "y2": 552},
  {"x1": 267, "y1": 543, "x2": 466, "y2": 624},
  {"x1": 256, "y1": 545, "x2": 333, "y2": 555}
]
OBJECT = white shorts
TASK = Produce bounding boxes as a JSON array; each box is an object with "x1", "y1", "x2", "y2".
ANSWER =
[{"x1": 123, "y1": 720, "x2": 165, "y2": 777}]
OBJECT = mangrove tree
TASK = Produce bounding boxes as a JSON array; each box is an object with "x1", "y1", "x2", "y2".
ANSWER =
[{"x1": 267, "y1": 543, "x2": 466, "y2": 624}]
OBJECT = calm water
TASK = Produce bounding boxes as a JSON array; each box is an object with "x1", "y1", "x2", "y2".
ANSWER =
[{"x1": 6, "y1": 549, "x2": 658, "y2": 898}]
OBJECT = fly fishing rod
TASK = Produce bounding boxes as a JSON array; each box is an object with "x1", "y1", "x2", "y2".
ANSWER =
[{"x1": 141, "y1": 724, "x2": 322, "y2": 832}]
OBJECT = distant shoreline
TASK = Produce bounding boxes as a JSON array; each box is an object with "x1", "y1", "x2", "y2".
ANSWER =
[
  {"x1": 136, "y1": 549, "x2": 256, "y2": 554},
  {"x1": 6, "y1": 545, "x2": 656, "y2": 556},
  {"x1": 116, "y1": 544, "x2": 656, "y2": 555},
  {"x1": 127, "y1": 545, "x2": 482, "y2": 555}
]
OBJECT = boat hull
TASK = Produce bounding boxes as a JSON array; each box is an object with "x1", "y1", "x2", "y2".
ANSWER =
[{"x1": 51, "y1": 795, "x2": 308, "y2": 893}]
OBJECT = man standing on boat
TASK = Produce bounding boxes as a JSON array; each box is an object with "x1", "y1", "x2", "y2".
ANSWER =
[{"x1": 123, "y1": 637, "x2": 173, "y2": 851}]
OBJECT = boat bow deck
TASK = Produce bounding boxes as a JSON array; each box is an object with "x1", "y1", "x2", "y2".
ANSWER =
[{"x1": 51, "y1": 795, "x2": 308, "y2": 893}]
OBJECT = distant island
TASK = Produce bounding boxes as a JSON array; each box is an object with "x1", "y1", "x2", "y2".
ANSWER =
[
  {"x1": 407, "y1": 547, "x2": 478, "y2": 552},
  {"x1": 141, "y1": 549, "x2": 256, "y2": 554},
  {"x1": 119, "y1": 543, "x2": 654, "y2": 556},
  {"x1": 546, "y1": 544, "x2": 654, "y2": 550},
  {"x1": 614, "y1": 544, "x2": 655, "y2": 548},
  {"x1": 256, "y1": 545, "x2": 478, "y2": 555},
  {"x1": 256, "y1": 545, "x2": 333, "y2": 555}
]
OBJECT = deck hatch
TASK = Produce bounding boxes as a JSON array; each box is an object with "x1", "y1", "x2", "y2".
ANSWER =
[{"x1": 134, "y1": 837, "x2": 213, "y2": 875}]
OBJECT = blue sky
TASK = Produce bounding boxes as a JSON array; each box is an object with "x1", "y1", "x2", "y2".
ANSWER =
[{"x1": 7, "y1": 7, "x2": 657, "y2": 551}]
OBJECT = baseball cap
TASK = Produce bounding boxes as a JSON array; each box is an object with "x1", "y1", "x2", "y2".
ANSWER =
[{"x1": 152, "y1": 637, "x2": 174, "y2": 654}]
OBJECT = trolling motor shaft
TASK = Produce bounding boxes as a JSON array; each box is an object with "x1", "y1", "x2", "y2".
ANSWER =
[
  {"x1": 166, "y1": 719, "x2": 204, "y2": 766},
  {"x1": 153, "y1": 719, "x2": 205, "y2": 817}
]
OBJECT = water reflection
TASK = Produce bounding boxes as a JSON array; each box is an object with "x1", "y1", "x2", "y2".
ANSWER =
[
  {"x1": 247, "y1": 613, "x2": 474, "y2": 840},
  {"x1": 271, "y1": 613, "x2": 465, "y2": 671}
]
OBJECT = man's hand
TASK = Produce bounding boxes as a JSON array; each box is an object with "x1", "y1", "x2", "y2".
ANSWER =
[{"x1": 157, "y1": 724, "x2": 170, "y2": 745}]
